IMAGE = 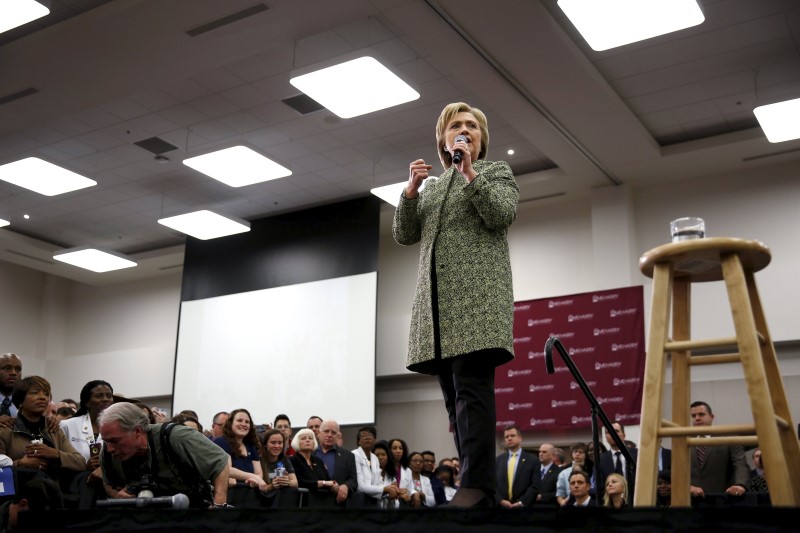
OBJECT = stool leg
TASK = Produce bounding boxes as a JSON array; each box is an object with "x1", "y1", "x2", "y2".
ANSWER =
[
  {"x1": 670, "y1": 278, "x2": 691, "y2": 507},
  {"x1": 745, "y1": 270, "x2": 800, "y2": 505},
  {"x1": 635, "y1": 262, "x2": 671, "y2": 506},
  {"x1": 722, "y1": 254, "x2": 797, "y2": 506}
]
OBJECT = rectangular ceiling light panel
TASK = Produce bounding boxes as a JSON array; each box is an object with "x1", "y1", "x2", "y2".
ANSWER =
[
  {"x1": 754, "y1": 98, "x2": 800, "y2": 143},
  {"x1": 158, "y1": 210, "x2": 251, "y2": 240},
  {"x1": 290, "y1": 56, "x2": 420, "y2": 119},
  {"x1": 0, "y1": 0, "x2": 50, "y2": 34},
  {"x1": 0, "y1": 218, "x2": 9, "y2": 228},
  {"x1": 0, "y1": 157, "x2": 97, "y2": 196},
  {"x1": 370, "y1": 180, "x2": 427, "y2": 207},
  {"x1": 53, "y1": 248, "x2": 137, "y2": 273},
  {"x1": 183, "y1": 146, "x2": 291, "y2": 187},
  {"x1": 558, "y1": 0, "x2": 705, "y2": 51}
]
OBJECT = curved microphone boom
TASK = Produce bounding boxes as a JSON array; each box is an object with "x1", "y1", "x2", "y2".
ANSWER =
[
  {"x1": 544, "y1": 336, "x2": 556, "y2": 374},
  {"x1": 452, "y1": 135, "x2": 468, "y2": 164}
]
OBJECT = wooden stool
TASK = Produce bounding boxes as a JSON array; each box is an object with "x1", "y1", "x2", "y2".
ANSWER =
[{"x1": 634, "y1": 237, "x2": 800, "y2": 507}]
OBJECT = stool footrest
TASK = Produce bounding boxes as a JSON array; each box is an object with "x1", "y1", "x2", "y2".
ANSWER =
[
  {"x1": 664, "y1": 333, "x2": 765, "y2": 352},
  {"x1": 687, "y1": 436, "x2": 759, "y2": 446},
  {"x1": 658, "y1": 423, "x2": 755, "y2": 437},
  {"x1": 689, "y1": 353, "x2": 741, "y2": 365}
]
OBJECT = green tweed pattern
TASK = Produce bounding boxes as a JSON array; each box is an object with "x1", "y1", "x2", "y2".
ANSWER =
[{"x1": 393, "y1": 160, "x2": 519, "y2": 375}]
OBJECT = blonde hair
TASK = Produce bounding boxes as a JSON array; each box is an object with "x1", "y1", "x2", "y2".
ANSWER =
[
  {"x1": 602, "y1": 472, "x2": 629, "y2": 508},
  {"x1": 435, "y1": 102, "x2": 489, "y2": 170}
]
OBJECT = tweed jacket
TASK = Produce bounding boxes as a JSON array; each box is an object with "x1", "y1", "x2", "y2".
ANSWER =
[{"x1": 393, "y1": 159, "x2": 518, "y2": 374}]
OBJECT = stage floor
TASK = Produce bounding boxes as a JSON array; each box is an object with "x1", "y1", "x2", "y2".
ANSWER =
[{"x1": 22, "y1": 505, "x2": 800, "y2": 532}]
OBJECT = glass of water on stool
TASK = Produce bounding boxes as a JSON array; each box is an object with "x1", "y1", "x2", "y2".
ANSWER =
[{"x1": 670, "y1": 217, "x2": 705, "y2": 243}]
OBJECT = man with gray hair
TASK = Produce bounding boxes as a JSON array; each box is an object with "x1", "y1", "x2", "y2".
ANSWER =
[
  {"x1": 315, "y1": 419, "x2": 358, "y2": 506},
  {"x1": 99, "y1": 402, "x2": 230, "y2": 508}
]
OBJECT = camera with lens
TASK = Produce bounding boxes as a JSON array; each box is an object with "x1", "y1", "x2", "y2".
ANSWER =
[{"x1": 126, "y1": 473, "x2": 159, "y2": 497}]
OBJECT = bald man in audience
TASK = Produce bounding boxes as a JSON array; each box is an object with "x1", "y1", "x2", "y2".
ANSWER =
[{"x1": 315, "y1": 420, "x2": 358, "y2": 506}]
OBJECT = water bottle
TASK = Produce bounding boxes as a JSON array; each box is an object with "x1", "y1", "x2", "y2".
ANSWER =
[{"x1": 275, "y1": 461, "x2": 286, "y2": 478}]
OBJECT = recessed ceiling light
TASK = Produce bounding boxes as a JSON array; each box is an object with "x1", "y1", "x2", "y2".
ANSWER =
[
  {"x1": 290, "y1": 56, "x2": 420, "y2": 119},
  {"x1": 370, "y1": 180, "x2": 427, "y2": 208},
  {"x1": 557, "y1": 0, "x2": 705, "y2": 51},
  {"x1": 0, "y1": 157, "x2": 97, "y2": 196},
  {"x1": 507, "y1": 149, "x2": 515, "y2": 156},
  {"x1": 754, "y1": 98, "x2": 800, "y2": 143},
  {"x1": 53, "y1": 248, "x2": 137, "y2": 273},
  {"x1": 158, "y1": 210, "x2": 251, "y2": 240},
  {"x1": 0, "y1": 0, "x2": 50, "y2": 35},
  {"x1": 0, "y1": 218, "x2": 9, "y2": 228},
  {"x1": 183, "y1": 146, "x2": 291, "y2": 187},
  {"x1": 23, "y1": 214, "x2": 30, "y2": 219}
]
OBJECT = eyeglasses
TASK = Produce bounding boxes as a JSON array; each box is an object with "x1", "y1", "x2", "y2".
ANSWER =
[{"x1": 423, "y1": 459, "x2": 435, "y2": 463}]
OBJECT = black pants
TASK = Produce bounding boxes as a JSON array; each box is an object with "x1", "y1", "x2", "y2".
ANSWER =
[{"x1": 431, "y1": 257, "x2": 497, "y2": 496}]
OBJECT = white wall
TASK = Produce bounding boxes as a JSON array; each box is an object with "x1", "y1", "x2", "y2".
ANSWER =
[{"x1": 1, "y1": 159, "x2": 798, "y2": 458}]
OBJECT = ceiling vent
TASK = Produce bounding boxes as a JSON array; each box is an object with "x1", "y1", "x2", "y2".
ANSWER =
[
  {"x1": 134, "y1": 137, "x2": 179, "y2": 155},
  {"x1": 186, "y1": 4, "x2": 269, "y2": 37},
  {"x1": 282, "y1": 94, "x2": 324, "y2": 115}
]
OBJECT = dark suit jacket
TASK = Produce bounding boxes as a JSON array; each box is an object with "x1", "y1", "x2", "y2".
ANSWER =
[
  {"x1": 691, "y1": 444, "x2": 748, "y2": 493},
  {"x1": 326, "y1": 446, "x2": 359, "y2": 499},
  {"x1": 599, "y1": 448, "x2": 638, "y2": 489},
  {"x1": 659, "y1": 447, "x2": 672, "y2": 472},
  {"x1": 495, "y1": 449, "x2": 540, "y2": 506},
  {"x1": 534, "y1": 463, "x2": 561, "y2": 505}
]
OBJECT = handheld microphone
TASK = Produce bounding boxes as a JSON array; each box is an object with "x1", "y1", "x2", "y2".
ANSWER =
[
  {"x1": 96, "y1": 492, "x2": 190, "y2": 509},
  {"x1": 452, "y1": 135, "x2": 468, "y2": 164}
]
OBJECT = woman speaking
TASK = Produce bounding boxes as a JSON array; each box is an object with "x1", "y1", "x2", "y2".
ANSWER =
[{"x1": 393, "y1": 102, "x2": 519, "y2": 507}]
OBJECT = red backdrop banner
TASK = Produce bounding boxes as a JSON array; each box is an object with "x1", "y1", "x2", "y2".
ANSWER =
[{"x1": 495, "y1": 286, "x2": 645, "y2": 432}]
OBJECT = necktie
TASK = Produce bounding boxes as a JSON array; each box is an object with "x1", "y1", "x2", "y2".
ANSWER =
[
  {"x1": 541, "y1": 466, "x2": 546, "y2": 479},
  {"x1": 697, "y1": 444, "x2": 707, "y2": 468},
  {"x1": 614, "y1": 452, "x2": 623, "y2": 475},
  {"x1": 0, "y1": 397, "x2": 11, "y2": 417},
  {"x1": 507, "y1": 452, "x2": 516, "y2": 499}
]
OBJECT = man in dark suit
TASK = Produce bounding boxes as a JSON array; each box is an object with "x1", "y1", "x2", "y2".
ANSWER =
[
  {"x1": 495, "y1": 425, "x2": 540, "y2": 507},
  {"x1": 658, "y1": 441, "x2": 672, "y2": 473},
  {"x1": 689, "y1": 401, "x2": 748, "y2": 499},
  {"x1": 598, "y1": 422, "x2": 638, "y2": 495},
  {"x1": 315, "y1": 420, "x2": 358, "y2": 506},
  {"x1": 534, "y1": 443, "x2": 561, "y2": 505}
]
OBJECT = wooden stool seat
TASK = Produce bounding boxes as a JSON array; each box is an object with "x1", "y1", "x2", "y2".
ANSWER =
[{"x1": 634, "y1": 237, "x2": 800, "y2": 507}]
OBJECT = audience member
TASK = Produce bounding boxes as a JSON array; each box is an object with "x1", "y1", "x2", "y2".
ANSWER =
[
  {"x1": 748, "y1": 447, "x2": 768, "y2": 493},
  {"x1": 408, "y1": 452, "x2": 435, "y2": 507},
  {"x1": 258, "y1": 428, "x2": 299, "y2": 507},
  {"x1": 557, "y1": 442, "x2": 588, "y2": 505},
  {"x1": 55, "y1": 406, "x2": 75, "y2": 423},
  {"x1": 568, "y1": 470, "x2": 594, "y2": 507},
  {"x1": 656, "y1": 469, "x2": 672, "y2": 507},
  {"x1": 0, "y1": 353, "x2": 22, "y2": 427},
  {"x1": 535, "y1": 443, "x2": 560, "y2": 505},
  {"x1": 658, "y1": 439, "x2": 672, "y2": 473},
  {"x1": 388, "y1": 438, "x2": 413, "y2": 491},
  {"x1": 599, "y1": 422, "x2": 637, "y2": 497},
  {"x1": 210, "y1": 412, "x2": 228, "y2": 439},
  {"x1": 172, "y1": 414, "x2": 203, "y2": 432},
  {"x1": 689, "y1": 401, "x2": 748, "y2": 500},
  {"x1": 60, "y1": 379, "x2": 114, "y2": 507},
  {"x1": 0, "y1": 476, "x2": 63, "y2": 531},
  {"x1": 420, "y1": 450, "x2": 447, "y2": 505},
  {"x1": 315, "y1": 420, "x2": 357, "y2": 506},
  {"x1": 495, "y1": 425, "x2": 538, "y2": 508},
  {"x1": 352, "y1": 426, "x2": 388, "y2": 507},
  {"x1": 60, "y1": 399, "x2": 78, "y2": 412},
  {"x1": 99, "y1": 402, "x2": 229, "y2": 508},
  {"x1": 213, "y1": 408, "x2": 265, "y2": 490},
  {"x1": 290, "y1": 428, "x2": 336, "y2": 508},
  {"x1": 602, "y1": 473, "x2": 628, "y2": 509},
  {"x1": 551, "y1": 446, "x2": 567, "y2": 468},
  {"x1": 274, "y1": 414, "x2": 295, "y2": 457},
  {"x1": 372, "y1": 440, "x2": 406, "y2": 508},
  {"x1": 0, "y1": 376, "x2": 85, "y2": 491},
  {"x1": 306, "y1": 416, "x2": 322, "y2": 439},
  {"x1": 434, "y1": 464, "x2": 457, "y2": 502}
]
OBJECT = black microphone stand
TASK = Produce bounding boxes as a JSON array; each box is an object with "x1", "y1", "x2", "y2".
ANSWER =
[{"x1": 544, "y1": 335, "x2": 636, "y2": 504}]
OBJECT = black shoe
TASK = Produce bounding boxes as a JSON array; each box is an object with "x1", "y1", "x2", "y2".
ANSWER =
[{"x1": 448, "y1": 488, "x2": 493, "y2": 508}]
